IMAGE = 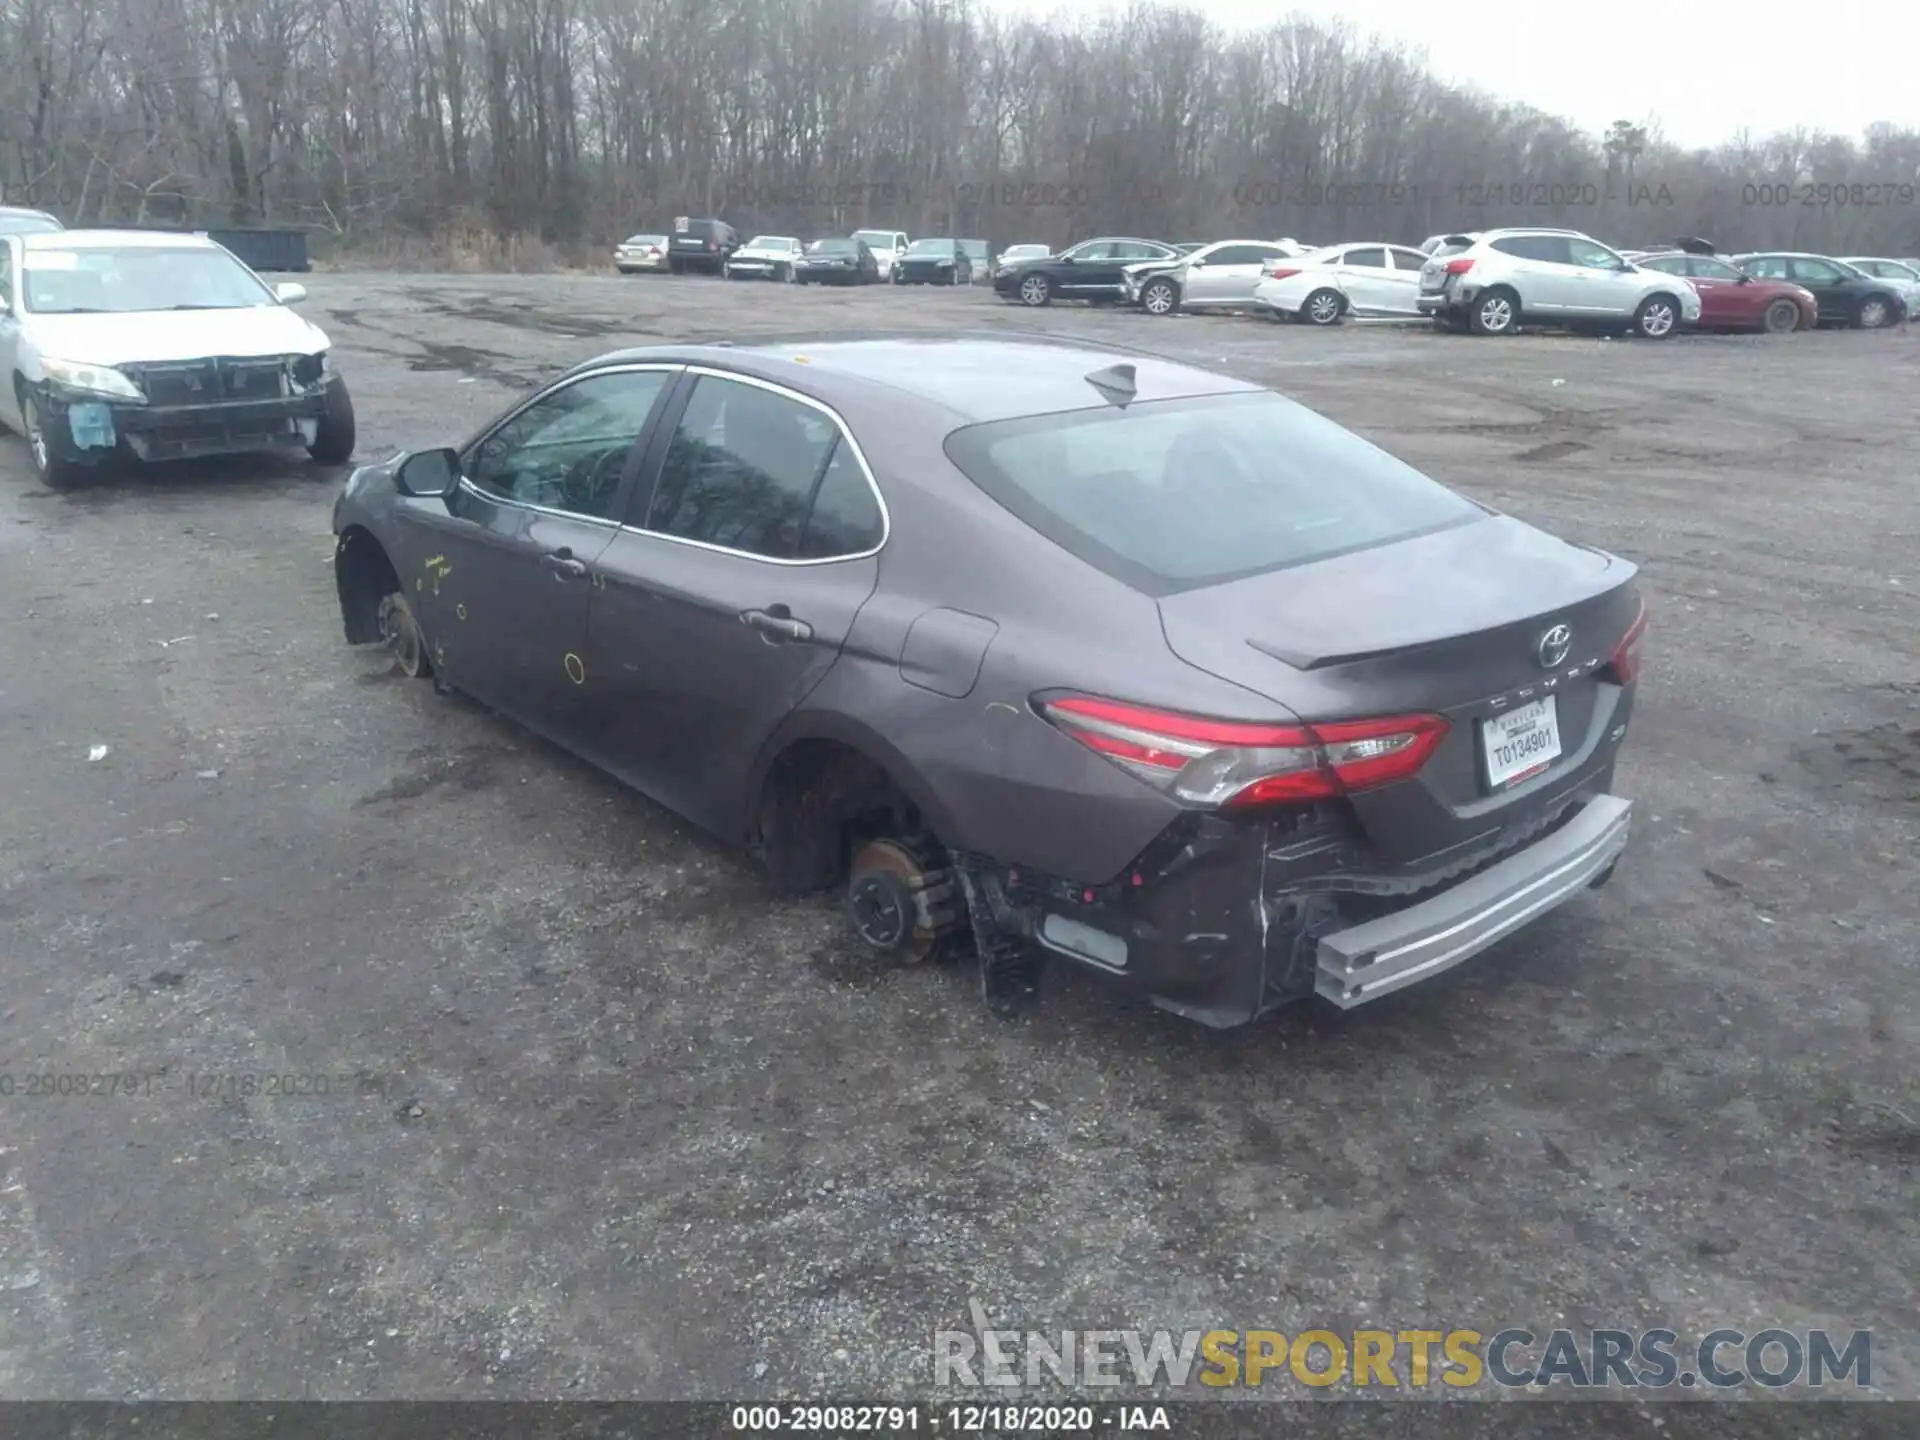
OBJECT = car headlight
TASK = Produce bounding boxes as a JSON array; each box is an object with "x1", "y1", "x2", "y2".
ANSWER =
[{"x1": 39, "y1": 357, "x2": 146, "y2": 402}]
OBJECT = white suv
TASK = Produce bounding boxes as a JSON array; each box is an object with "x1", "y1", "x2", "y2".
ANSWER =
[{"x1": 1417, "y1": 228, "x2": 1700, "y2": 338}]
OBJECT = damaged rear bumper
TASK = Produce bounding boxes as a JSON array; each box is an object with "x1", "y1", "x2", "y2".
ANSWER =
[
  {"x1": 967, "y1": 779, "x2": 1631, "y2": 1028},
  {"x1": 1314, "y1": 794, "x2": 1631, "y2": 1008}
]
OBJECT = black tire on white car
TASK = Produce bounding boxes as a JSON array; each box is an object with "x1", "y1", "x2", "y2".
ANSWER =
[
  {"x1": 1141, "y1": 277, "x2": 1180, "y2": 316},
  {"x1": 1470, "y1": 288, "x2": 1519, "y2": 335},
  {"x1": 18, "y1": 384, "x2": 93, "y2": 491},
  {"x1": 1632, "y1": 293, "x2": 1680, "y2": 339},
  {"x1": 1302, "y1": 288, "x2": 1344, "y2": 326},
  {"x1": 308, "y1": 380, "x2": 357, "y2": 465}
]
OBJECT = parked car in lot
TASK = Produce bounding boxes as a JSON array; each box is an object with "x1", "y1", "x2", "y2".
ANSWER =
[
  {"x1": 329, "y1": 334, "x2": 1644, "y2": 1028},
  {"x1": 1730, "y1": 253, "x2": 1905, "y2": 329},
  {"x1": 725, "y1": 236, "x2": 803, "y2": 282},
  {"x1": 614, "y1": 233, "x2": 670, "y2": 274},
  {"x1": 0, "y1": 229, "x2": 353, "y2": 488},
  {"x1": 1251, "y1": 242, "x2": 1432, "y2": 324},
  {"x1": 892, "y1": 238, "x2": 973, "y2": 286},
  {"x1": 666, "y1": 217, "x2": 741, "y2": 275},
  {"x1": 1634, "y1": 251, "x2": 1816, "y2": 332},
  {"x1": 1417, "y1": 229, "x2": 1700, "y2": 338},
  {"x1": 1837, "y1": 257, "x2": 1920, "y2": 319},
  {"x1": 853, "y1": 229, "x2": 910, "y2": 280},
  {"x1": 994, "y1": 237, "x2": 1180, "y2": 307},
  {"x1": 795, "y1": 237, "x2": 880, "y2": 285},
  {"x1": 1121, "y1": 239, "x2": 1302, "y2": 315},
  {"x1": 958, "y1": 239, "x2": 990, "y2": 281},
  {"x1": 997, "y1": 244, "x2": 1050, "y2": 264},
  {"x1": 0, "y1": 205, "x2": 62, "y2": 236}
]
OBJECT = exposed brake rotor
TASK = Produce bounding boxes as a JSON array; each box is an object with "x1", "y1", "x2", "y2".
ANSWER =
[{"x1": 846, "y1": 838, "x2": 958, "y2": 964}]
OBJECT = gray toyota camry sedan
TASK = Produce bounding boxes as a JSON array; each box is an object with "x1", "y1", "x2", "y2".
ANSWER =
[{"x1": 333, "y1": 334, "x2": 1644, "y2": 1028}]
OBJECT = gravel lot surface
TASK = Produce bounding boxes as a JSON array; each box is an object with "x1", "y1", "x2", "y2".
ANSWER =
[{"x1": 1, "y1": 271, "x2": 1915, "y2": 1407}]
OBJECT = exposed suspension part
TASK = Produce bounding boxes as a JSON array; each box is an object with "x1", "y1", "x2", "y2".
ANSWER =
[{"x1": 845, "y1": 838, "x2": 960, "y2": 964}]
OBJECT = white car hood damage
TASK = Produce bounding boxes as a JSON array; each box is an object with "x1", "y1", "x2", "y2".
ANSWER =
[{"x1": 27, "y1": 306, "x2": 330, "y2": 366}]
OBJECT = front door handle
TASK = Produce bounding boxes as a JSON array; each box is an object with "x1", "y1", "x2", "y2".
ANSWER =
[
  {"x1": 741, "y1": 607, "x2": 813, "y2": 643},
  {"x1": 543, "y1": 548, "x2": 590, "y2": 580}
]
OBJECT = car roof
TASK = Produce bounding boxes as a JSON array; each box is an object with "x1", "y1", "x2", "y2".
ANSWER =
[
  {"x1": 578, "y1": 334, "x2": 1261, "y2": 425},
  {"x1": 20, "y1": 227, "x2": 221, "y2": 250},
  {"x1": 1, "y1": 205, "x2": 58, "y2": 219}
]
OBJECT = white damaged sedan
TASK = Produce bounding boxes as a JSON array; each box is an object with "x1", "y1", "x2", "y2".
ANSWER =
[{"x1": 0, "y1": 228, "x2": 353, "y2": 489}]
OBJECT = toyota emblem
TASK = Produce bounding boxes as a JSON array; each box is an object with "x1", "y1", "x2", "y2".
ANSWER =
[{"x1": 1537, "y1": 624, "x2": 1573, "y2": 669}]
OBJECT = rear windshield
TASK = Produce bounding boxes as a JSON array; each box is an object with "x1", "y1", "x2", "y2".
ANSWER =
[
  {"x1": 943, "y1": 391, "x2": 1482, "y2": 595},
  {"x1": 1428, "y1": 237, "x2": 1475, "y2": 259}
]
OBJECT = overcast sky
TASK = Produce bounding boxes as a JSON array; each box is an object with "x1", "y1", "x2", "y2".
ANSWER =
[{"x1": 985, "y1": 0, "x2": 1919, "y2": 150}]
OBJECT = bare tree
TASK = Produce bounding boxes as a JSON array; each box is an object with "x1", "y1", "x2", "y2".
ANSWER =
[{"x1": 4, "y1": 0, "x2": 1917, "y2": 256}]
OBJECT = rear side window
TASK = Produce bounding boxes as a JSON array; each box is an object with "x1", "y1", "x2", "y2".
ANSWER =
[
  {"x1": 1341, "y1": 247, "x2": 1388, "y2": 268},
  {"x1": 646, "y1": 375, "x2": 881, "y2": 560},
  {"x1": 943, "y1": 391, "x2": 1481, "y2": 596},
  {"x1": 1492, "y1": 235, "x2": 1568, "y2": 263}
]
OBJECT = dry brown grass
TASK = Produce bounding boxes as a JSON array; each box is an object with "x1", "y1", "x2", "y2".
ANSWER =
[{"x1": 314, "y1": 216, "x2": 603, "y2": 274}]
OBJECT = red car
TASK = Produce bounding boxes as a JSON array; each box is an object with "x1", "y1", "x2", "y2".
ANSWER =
[{"x1": 1635, "y1": 251, "x2": 1818, "y2": 333}]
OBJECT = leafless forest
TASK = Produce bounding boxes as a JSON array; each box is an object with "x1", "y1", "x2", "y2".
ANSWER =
[{"x1": 4, "y1": 0, "x2": 1919, "y2": 263}]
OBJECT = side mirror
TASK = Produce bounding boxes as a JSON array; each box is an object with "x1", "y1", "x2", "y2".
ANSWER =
[
  {"x1": 1736, "y1": 272, "x2": 1752, "y2": 284},
  {"x1": 274, "y1": 282, "x2": 307, "y2": 304},
  {"x1": 395, "y1": 447, "x2": 461, "y2": 499},
  {"x1": 0, "y1": 294, "x2": 10, "y2": 316}
]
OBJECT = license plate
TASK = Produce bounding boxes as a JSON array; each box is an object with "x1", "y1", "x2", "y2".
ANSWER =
[
  {"x1": 1420, "y1": 273, "x2": 1444, "y2": 292},
  {"x1": 1481, "y1": 697, "x2": 1562, "y2": 789}
]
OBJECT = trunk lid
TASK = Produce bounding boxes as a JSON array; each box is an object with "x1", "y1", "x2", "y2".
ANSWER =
[{"x1": 1157, "y1": 514, "x2": 1640, "y2": 864}]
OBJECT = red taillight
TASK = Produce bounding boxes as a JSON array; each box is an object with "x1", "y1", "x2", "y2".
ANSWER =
[
  {"x1": 1039, "y1": 696, "x2": 1449, "y2": 808},
  {"x1": 1268, "y1": 265, "x2": 1301, "y2": 280},
  {"x1": 1444, "y1": 257, "x2": 1475, "y2": 275},
  {"x1": 1607, "y1": 598, "x2": 1649, "y2": 685}
]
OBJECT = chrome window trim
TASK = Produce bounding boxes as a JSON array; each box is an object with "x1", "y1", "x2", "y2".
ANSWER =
[
  {"x1": 454, "y1": 361, "x2": 685, "y2": 525},
  {"x1": 614, "y1": 364, "x2": 891, "y2": 568}
]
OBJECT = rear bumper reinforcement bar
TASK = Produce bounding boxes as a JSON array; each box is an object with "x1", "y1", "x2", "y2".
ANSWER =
[{"x1": 1314, "y1": 794, "x2": 1632, "y2": 1008}]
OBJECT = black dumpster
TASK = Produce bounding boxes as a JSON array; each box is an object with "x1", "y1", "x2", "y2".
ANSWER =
[{"x1": 204, "y1": 228, "x2": 311, "y2": 272}]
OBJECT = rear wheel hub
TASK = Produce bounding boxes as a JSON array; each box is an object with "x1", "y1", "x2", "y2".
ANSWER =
[{"x1": 845, "y1": 838, "x2": 959, "y2": 964}]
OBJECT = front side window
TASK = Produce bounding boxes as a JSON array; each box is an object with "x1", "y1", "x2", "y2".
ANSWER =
[
  {"x1": 1791, "y1": 259, "x2": 1843, "y2": 284},
  {"x1": 1566, "y1": 238, "x2": 1624, "y2": 269},
  {"x1": 465, "y1": 370, "x2": 672, "y2": 520},
  {"x1": 944, "y1": 391, "x2": 1481, "y2": 596},
  {"x1": 646, "y1": 376, "x2": 881, "y2": 560},
  {"x1": 1064, "y1": 241, "x2": 1116, "y2": 262}
]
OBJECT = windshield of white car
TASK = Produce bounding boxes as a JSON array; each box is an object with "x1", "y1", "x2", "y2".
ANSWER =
[
  {"x1": 0, "y1": 214, "x2": 62, "y2": 236},
  {"x1": 20, "y1": 245, "x2": 274, "y2": 315},
  {"x1": 906, "y1": 240, "x2": 955, "y2": 256},
  {"x1": 852, "y1": 231, "x2": 895, "y2": 248},
  {"x1": 944, "y1": 390, "x2": 1482, "y2": 595},
  {"x1": 746, "y1": 237, "x2": 795, "y2": 251}
]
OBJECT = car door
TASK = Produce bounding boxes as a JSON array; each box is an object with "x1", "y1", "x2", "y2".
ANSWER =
[
  {"x1": 1564, "y1": 236, "x2": 1639, "y2": 317},
  {"x1": 1054, "y1": 241, "x2": 1115, "y2": 295},
  {"x1": 1380, "y1": 248, "x2": 1430, "y2": 316},
  {"x1": 1185, "y1": 244, "x2": 1280, "y2": 306},
  {"x1": 398, "y1": 364, "x2": 679, "y2": 741},
  {"x1": 1333, "y1": 247, "x2": 1393, "y2": 314},
  {"x1": 581, "y1": 369, "x2": 885, "y2": 837},
  {"x1": 1786, "y1": 258, "x2": 1849, "y2": 322},
  {"x1": 1682, "y1": 256, "x2": 1753, "y2": 326},
  {"x1": 1489, "y1": 235, "x2": 1575, "y2": 313},
  {"x1": 0, "y1": 239, "x2": 21, "y2": 430}
]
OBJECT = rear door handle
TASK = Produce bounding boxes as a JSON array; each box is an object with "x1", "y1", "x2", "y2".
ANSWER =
[
  {"x1": 741, "y1": 608, "x2": 813, "y2": 642},
  {"x1": 543, "y1": 548, "x2": 589, "y2": 580}
]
